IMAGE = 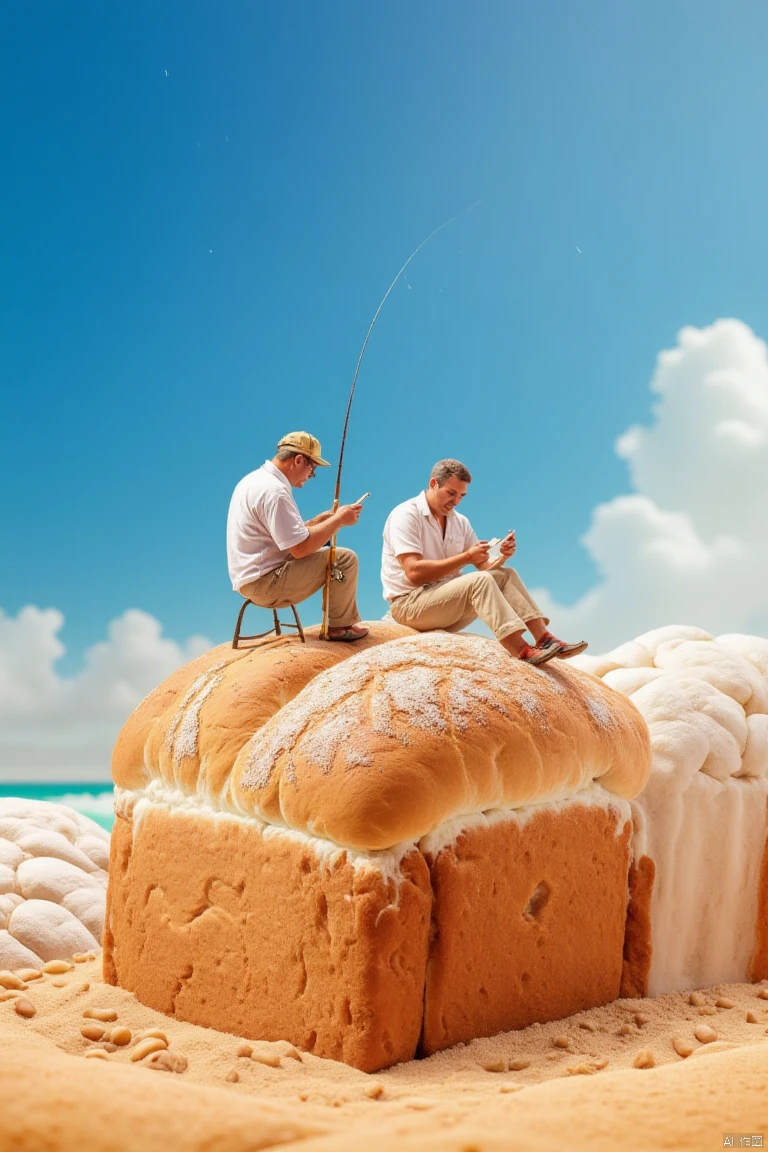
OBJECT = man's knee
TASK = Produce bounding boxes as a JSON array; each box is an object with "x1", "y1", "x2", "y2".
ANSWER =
[
  {"x1": 470, "y1": 570, "x2": 498, "y2": 591},
  {"x1": 334, "y1": 547, "x2": 358, "y2": 573},
  {"x1": 468, "y1": 570, "x2": 511, "y2": 606}
]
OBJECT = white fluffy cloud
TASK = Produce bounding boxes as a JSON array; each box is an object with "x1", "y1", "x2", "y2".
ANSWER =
[
  {"x1": 0, "y1": 608, "x2": 210, "y2": 780},
  {"x1": 4, "y1": 318, "x2": 767, "y2": 777},
  {"x1": 536, "y1": 319, "x2": 768, "y2": 649}
]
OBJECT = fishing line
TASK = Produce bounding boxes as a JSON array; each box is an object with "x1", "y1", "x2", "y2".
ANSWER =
[{"x1": 320, "y1": 201, "x2": 481, "y2": 638}]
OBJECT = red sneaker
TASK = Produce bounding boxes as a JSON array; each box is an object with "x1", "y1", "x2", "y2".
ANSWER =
[{"x1": 518, "y1": 641, "x2": 559, "y2": 666}]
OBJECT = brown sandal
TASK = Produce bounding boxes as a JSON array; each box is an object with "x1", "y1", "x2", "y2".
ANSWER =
[{"x1": 326, "y1": 625, "x2": 369, "y2": 642}]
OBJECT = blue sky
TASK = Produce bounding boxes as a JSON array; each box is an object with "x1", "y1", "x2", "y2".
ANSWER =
[{"x1": 3, "y1": 0, "x2": 768, "y2": 680}]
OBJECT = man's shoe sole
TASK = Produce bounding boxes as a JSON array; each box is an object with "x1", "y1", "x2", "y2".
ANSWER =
[
  {"x1": 555, "y1": 641, "x2": 589, "y2": 659},
  {"x1": 521, "y1": 646, "x2": 560, "y2": 667}
]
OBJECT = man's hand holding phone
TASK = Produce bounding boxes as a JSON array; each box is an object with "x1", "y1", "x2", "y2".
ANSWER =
[
  {"x1": 485, "y1": 530, "x2": 515, "y2": 568},
  {"x1": 499, "y1": 530, "x2": 516, "y2": 558},
  {"x1": 338, "y1": 492, "x2": 371, "y2": 527},
  {"x1": 466, "y1": 540, "x2": 491, "y2": 568}
]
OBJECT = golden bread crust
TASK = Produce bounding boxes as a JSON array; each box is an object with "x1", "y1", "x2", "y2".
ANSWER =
[
  {"x1": 114, "y1": 630, "x2": 650, "y2": 852},
  {"x1": 748, "y1": 794, "x2": 768, "y2": 981},
  {"x1": 620, "y1": 854, "x2": 655, "y2": 998},
  {"x1": 228, "y1": 633, "x2": 651, "y2": 850},
  {"x1": 112, "y1": 623, "x2": 413, "y2": 794}
]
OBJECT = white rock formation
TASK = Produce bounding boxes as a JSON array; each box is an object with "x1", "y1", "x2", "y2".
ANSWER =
[
  {"x1": 0, "y1": 798, "x2": 110, "y2": 969},
  {"x1": 572, "y1": 628, "x2": 768, "y2": 995}
]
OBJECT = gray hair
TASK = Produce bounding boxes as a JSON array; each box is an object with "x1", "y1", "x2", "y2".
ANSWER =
[
  {"x1": 275, "y1": 446, "x2": 302, "y2": 462},
  {"x1": 430, "y1": 458, "x2": 472, "y2": 486}
]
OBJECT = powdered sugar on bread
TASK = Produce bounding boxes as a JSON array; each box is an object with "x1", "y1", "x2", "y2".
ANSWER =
[{"x1": 226, "y1": 633, "x2": 649, "y2": 850}]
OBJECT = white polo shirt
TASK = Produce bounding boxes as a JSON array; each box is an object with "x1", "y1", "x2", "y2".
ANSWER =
[
  {"x1": 227, "y1": 461, "x2": 310, "y2": 590},
  {"x1": 381, "y1": 490, "x2": 478, "y2": 602}
]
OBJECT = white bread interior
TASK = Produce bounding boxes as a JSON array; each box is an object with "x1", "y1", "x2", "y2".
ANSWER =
[{"x1": 572, "y1": 627, "x2": 768, "y2": 995}]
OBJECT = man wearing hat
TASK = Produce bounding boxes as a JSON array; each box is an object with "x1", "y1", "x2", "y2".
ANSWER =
[{"x1": 227, "y1": 432, "x2": 369, "y2": 641}]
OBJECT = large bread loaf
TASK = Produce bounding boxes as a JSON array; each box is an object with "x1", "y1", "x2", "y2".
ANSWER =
[{"x1": 106, "y1": 627, "x2": 651, "y2": 1069}]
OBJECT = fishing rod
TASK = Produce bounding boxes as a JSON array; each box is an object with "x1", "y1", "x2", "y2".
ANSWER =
[{"x1": 320, "y1": 207, "x2": 478, "y2": 639}]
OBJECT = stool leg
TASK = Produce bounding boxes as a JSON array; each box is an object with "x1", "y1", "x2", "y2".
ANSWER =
[
  {"x1": 291, "y1": 604, "x2": 305, "y2": 643},
  {"x1": 232, "y1": 599, "x2": 250, "y2": 649},
  {"x1": 272, "y1": 610, "x2": 282, "y2": 636}
]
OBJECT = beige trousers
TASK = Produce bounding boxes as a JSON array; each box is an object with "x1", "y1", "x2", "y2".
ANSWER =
[
  {"x1": 239, "y1": 548, "x2": 360, "y2": 629},
  {"x1": 390, "y1": 567, "x2": 546, "y2": 641}
]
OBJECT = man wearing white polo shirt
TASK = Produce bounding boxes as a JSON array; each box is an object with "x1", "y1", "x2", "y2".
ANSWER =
[
  {"x1": 382, "y1": 459, "x2": 587, "y2": 664},
  {"x1": 227, "y1": 431, "x2": 368, "y2": 641}
]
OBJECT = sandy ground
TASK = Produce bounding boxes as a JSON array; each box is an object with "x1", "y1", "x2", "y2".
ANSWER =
[{"x1": 1, "y1": 955, "x2": 767, "y2": 1149}]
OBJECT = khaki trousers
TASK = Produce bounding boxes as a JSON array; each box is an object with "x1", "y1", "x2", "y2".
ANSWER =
[
  {"x1": 239, "y1": 548, "x2": 360, "y2": 629},
  {"x1": 390, "y1": 567, "x2": 546, "y2": 641}
]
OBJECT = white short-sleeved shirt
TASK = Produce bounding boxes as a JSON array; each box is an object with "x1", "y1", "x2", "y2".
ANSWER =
[
  {"x1": 381, "y1": 490, "x2": 478, "y2": 602},
  {"x1": 227, "y1": 461, "x2": 310, "y2": 590}
]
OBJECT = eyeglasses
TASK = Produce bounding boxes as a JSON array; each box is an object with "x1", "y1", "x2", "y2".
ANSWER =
[{"x1": 305, "y1": 460, "x2": 317, "y2": 478}]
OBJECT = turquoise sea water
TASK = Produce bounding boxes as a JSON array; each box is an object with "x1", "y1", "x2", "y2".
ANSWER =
[{"x1": 0, "y1": 783, "x2": 115, "y2": 832}]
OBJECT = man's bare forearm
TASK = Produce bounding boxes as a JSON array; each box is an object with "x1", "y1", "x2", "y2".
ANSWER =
[
  {"x1": 402, "y1": 553, "x2": 470, "y2": 586},
  {"x1": 305, "y1": 510, "x2": 335, "y2": 527},
  {"x1": 291, "y1": 509, "x2": 349, "y2": 559}
]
